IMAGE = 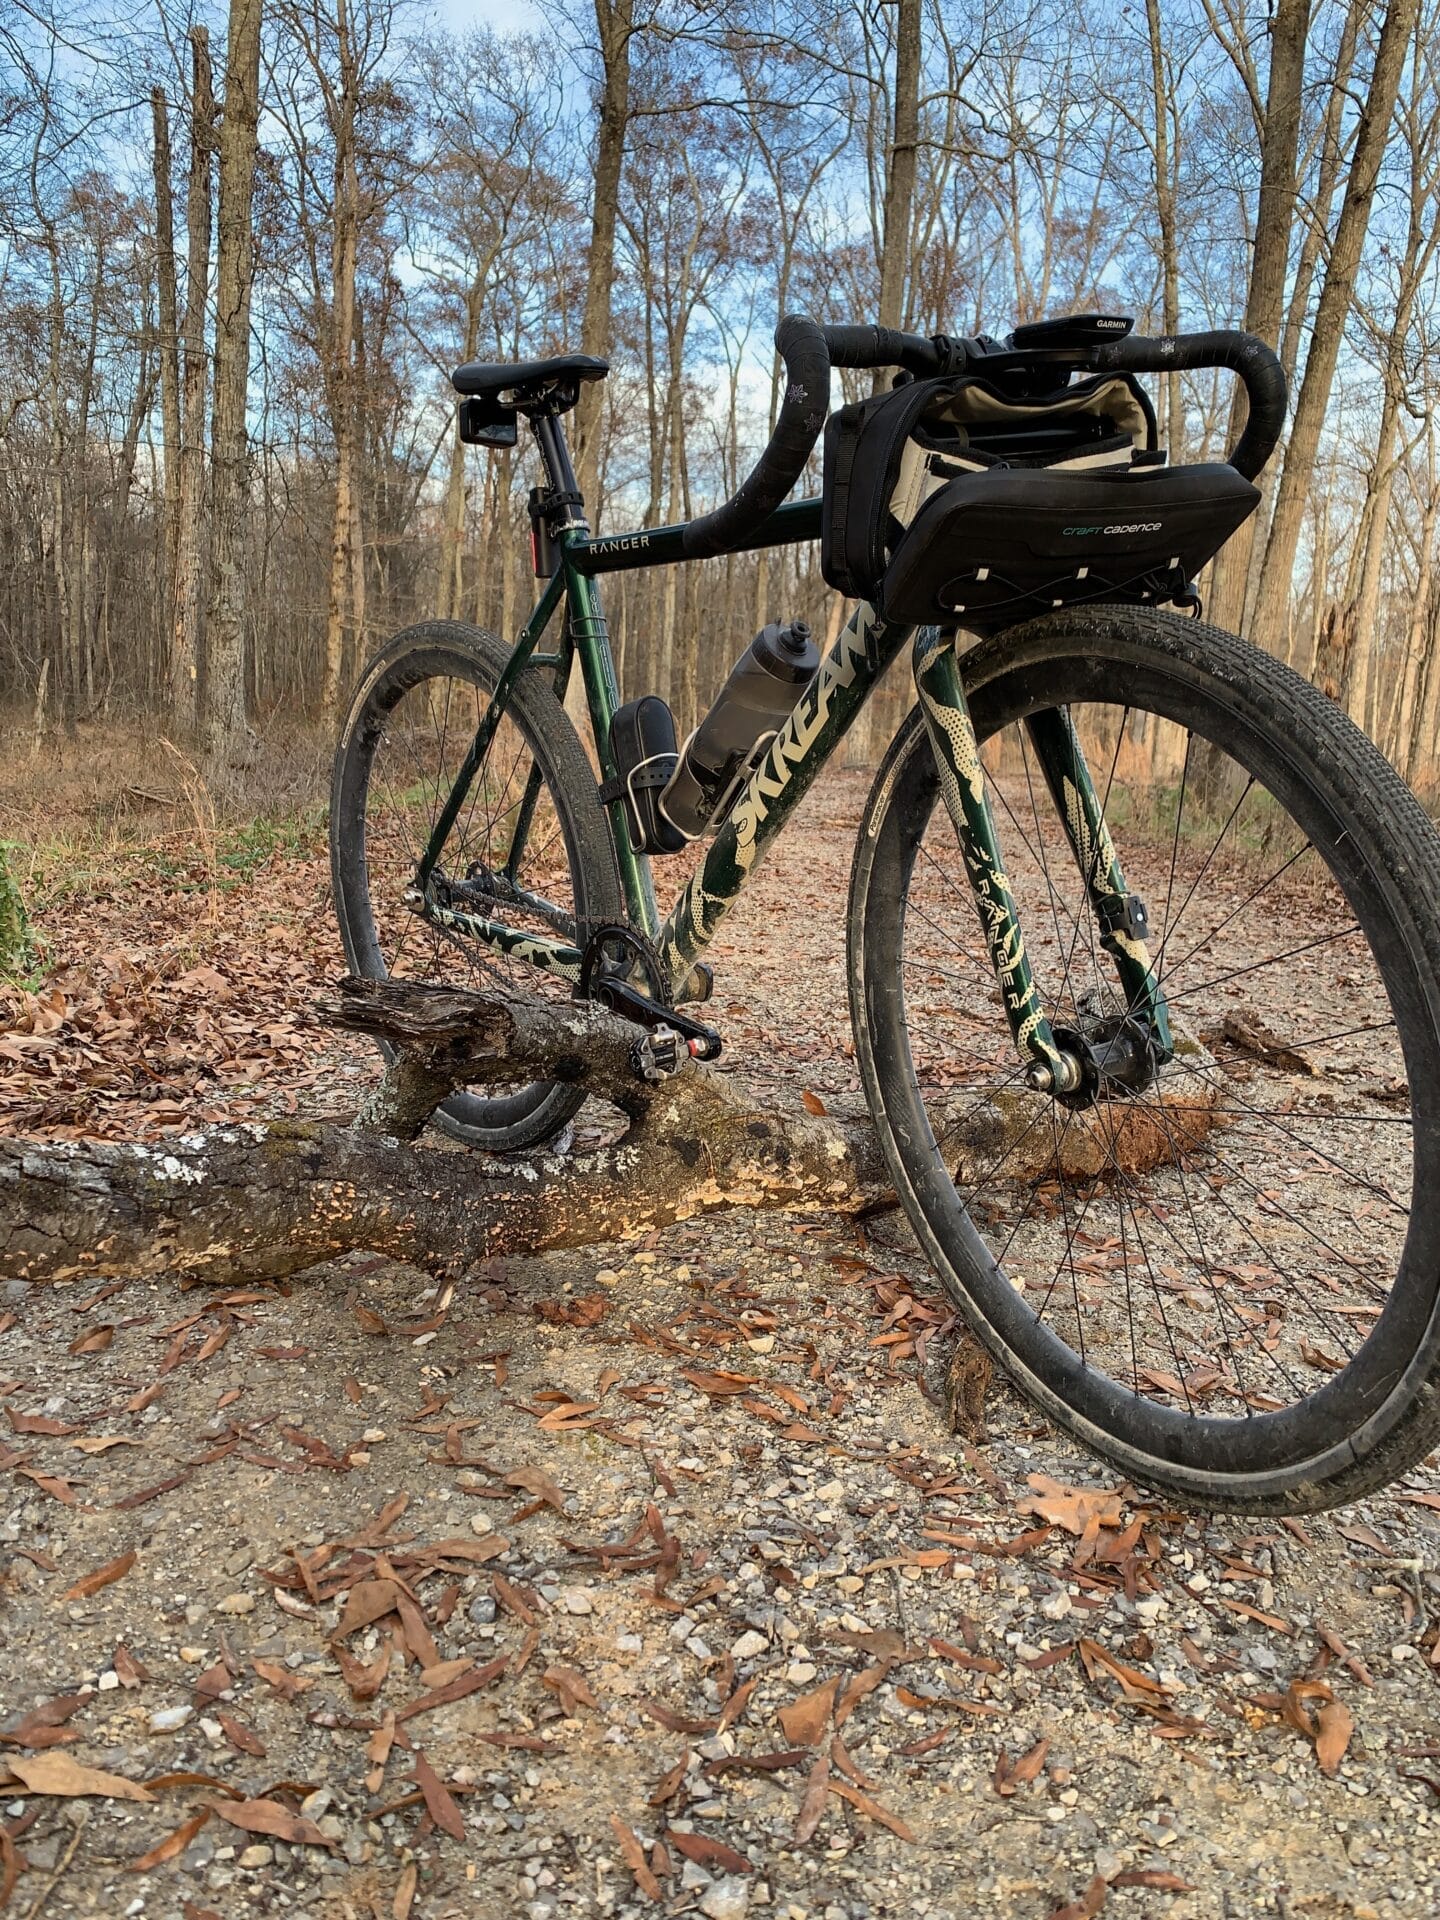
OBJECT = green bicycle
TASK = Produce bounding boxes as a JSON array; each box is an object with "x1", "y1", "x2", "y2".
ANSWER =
[{"x1": 332, "y1": 313, "x2": 1440, "y2": 1513}]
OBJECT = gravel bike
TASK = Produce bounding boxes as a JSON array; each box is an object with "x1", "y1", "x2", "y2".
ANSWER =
[{"x1": 332, "y1": 313, "x2": 1440, "y2": 1513}]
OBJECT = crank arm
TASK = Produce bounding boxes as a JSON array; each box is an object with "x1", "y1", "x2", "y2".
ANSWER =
[{"x1": 585, "y1": 975, "x2": 723, "y2": 1062}]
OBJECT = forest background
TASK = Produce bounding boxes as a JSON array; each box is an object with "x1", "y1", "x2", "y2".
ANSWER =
[{"x1": 1, "y1": 0, "x2": 1436, "y2": 795}]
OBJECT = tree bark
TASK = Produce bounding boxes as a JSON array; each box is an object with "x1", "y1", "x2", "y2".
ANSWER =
[
  {"x1": 1205, "y1": 0, "x2": 1311, "y2": 634},
  {"x1": 875, "y1": 0, "x2": 921, "y2": 359},
  {"x1": 172, "y1": 29, "x2": 215, "y2": 736},
  {"x1": 1250, "y1": 0, "x2": 1420, "y2": 660},
  {"x1": 151, "y1": 86, "x2": 182, "y2": 655},
  {"x1": 573, "y1": 0, "x2": 633, "y2": 508},
  {"x1": 203, "y1": 0, "x2": 262, "y2": 774},
  {"x1": 322, "y1": 0, "x2": 363, "y2": 714}
]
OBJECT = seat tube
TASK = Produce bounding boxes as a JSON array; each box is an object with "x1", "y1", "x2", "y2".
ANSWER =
[
  {"x1": 532, "y1": 413, "x2": 659, "y2": 938},
  {"x1": 912, "y1": 628, "x2": 1079, "y2": 1093}
]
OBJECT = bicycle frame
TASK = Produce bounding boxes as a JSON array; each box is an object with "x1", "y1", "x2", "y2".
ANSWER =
[{"x1": 418, "y1": 413, "x2": 1172, "y2": 1083}]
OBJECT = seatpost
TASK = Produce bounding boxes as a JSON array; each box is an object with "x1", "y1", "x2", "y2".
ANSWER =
[{"x1": 532, "y1": 412, "x2": 588, "y2": 534}]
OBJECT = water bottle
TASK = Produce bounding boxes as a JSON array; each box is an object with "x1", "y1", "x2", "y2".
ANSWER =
[{"x1": 659, "y1": 619, "x2": 819, "y2": 838}]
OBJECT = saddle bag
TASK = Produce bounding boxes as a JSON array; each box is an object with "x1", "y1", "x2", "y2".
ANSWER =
[{"x1": 820, "y1": 367, "x2": 1259, "y2": 632}]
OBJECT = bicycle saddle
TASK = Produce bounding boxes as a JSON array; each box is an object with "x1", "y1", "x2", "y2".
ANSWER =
[{"x1": 450, "y1": 353, "x2": 608, "y2": 405}]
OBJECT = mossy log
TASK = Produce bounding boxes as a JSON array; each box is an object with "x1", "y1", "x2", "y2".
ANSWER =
[{"x1": 0, "y1": 977, "x2": 1219, "y2": 1284}]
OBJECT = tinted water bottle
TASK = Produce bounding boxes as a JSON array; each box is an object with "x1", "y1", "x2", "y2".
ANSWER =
[{"x1": 660, "y1": 620, "x2": 819, "y2": 838}]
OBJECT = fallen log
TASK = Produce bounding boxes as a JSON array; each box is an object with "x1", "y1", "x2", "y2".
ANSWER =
[
  {"x1": 0, "y1": 977, "x2": 1220, "y2": 1285},
  {"x1": 0, "y1": 978, "x2": 890, "y2": 1284}
]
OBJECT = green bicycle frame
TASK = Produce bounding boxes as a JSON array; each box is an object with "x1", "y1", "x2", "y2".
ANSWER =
[{"x1": 413, "y1": 450, "x2": 1171, "y2": 1083}]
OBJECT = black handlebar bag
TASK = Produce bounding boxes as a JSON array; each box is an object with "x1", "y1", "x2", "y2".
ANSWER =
[{"x1": 821, "y1": 370, "x2": 1259, "y2": 634}]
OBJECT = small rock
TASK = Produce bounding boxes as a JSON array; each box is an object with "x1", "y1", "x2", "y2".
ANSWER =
[
  {"x1": 97, "y1": 1670, "x2": 119, "y2": 1692},
  {"x1": 224, "y1": 1547, "x2": 254, "y2": 1577},
  {"x1": 238, "y1": 1843, "x2": 273, "y2": 1869},
  {"x1": 616, "y1": 1633, "x2": 643, "y2": 1654},
  {"x1": 216, "y1": 1593, "x2": 255, "y2": 1616},
  {"x1": 700, "y1": 1875, "x2": 751, "y2": 1920},
  {"x1": 560, "y1": 1588, "x2": 593, "y2": 1615},
  {"x1": 150, "y1": 1705, "x2": 193, "y2": 1733},
  {"x1": 594, "y1": 1269, "x2": 621, "y2": 1288},
  {"x1": 731, "y1": 1630, "x2": 768, "y2": 1660},
  {"x1": 200, "y1": 1717, "x2": 224, "y2": 1744},
  {"x1": 300, "y1": 1788, "x2": 333, "y2": 1820},
  {"x1": 362, "y1": 1428, "x2": 387, "y2": 1443},
  {"x1": 468, "y1": 1594, "x2": 498, "y2": 1627},
  {"x1": 1041, "y1": 1592, "x2": 1072, "y2": 1622},
  {"x1": 785, "y1": 1662, "x2": 817, "y2": 1685},
  {"x1": 470, "y1": 1513, "x2": 494, "y2": 1537}
]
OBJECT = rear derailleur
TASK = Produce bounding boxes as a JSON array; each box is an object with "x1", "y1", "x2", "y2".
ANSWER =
[{"x1": 577, "y1": 924, "x2": 722, "y2": 1083}]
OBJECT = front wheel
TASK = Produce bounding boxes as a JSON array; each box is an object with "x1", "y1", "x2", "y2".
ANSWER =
[
  {"x1": 331, "y1": 621, "x2": 623, "y2": 1153},
  {"x1": 850, "y1": 606, "x2": 1440, "y2": 1511}
]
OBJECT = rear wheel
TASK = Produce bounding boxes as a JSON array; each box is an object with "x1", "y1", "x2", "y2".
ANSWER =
[
  {"x1": 850, "y1": 606, "x2": 1440, "y2": 1511},
  {"x1": 331, "y1": 621, "x2": 622, "y2": 1152}
]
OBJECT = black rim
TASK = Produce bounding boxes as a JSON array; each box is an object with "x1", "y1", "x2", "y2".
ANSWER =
[{"x1": 335, "y1": 639, "x2": 592, "y2": 1138}]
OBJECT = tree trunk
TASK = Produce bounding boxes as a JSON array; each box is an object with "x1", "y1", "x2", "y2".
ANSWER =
[
  {"x1": 203, "y1": 0, "x2": 262, "y2": 774},
  {"x1": 173, "y1": 28, "x2": 215, "y2": 737},
  {"x1": 151, "y1": 87, "x2": 182, "y2": 650},
  {"x1": 875, "y1": 0, "x2": 921, "y2": 353},
  {"x1": 1144, "y1": 0, "x2": 1183, "y2": 459},
  {"x1": 1205, "y1": 0, "x2": 1311, "y2": 634},
  {"x1": 1250, "y1": 0, "x2": 1420, "y2": 660},
  {"x1": 322, "y1": 0, "x2": 363, "y2": 714},
  {"x1": 573, "y1": 0, "x2": 633, "y2": 507}
]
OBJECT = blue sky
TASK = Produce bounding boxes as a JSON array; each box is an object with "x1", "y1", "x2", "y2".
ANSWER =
[{"x1": 429, "y1": 0, "x2": 546, "y2": 33}]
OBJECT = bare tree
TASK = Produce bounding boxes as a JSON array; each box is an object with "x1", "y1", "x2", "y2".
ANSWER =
[{"x1": 205, "y1": 0, "x2": 263, "y2": 771}]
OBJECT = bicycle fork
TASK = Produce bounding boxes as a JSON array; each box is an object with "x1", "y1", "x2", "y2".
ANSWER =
[{"x1": 912, "y1": 628, "x2": 1173, "y2": 1099}]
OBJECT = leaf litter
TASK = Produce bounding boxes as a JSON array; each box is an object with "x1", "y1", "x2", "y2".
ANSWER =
[{"x1": 0, "y1": 774, "x2": 1434, "y2": 1914}]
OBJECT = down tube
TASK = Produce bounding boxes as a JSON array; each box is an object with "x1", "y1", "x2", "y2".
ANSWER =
[{"x1": 658, "y1": 602, "x2": 911, "y2": 994}]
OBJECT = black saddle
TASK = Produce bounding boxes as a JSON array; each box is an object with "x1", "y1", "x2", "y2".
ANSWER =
[{"x1": 450, "y1": 353, "x2": 608, "y2": 407}]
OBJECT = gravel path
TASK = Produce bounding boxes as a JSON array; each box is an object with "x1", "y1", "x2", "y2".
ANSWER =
[{"x1": 1, "y1": 768, "x2": 1438, "y2": 1920}]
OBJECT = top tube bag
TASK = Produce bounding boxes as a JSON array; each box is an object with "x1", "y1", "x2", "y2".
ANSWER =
[{"x1": 820, "y1": 365, "x2": 1260, "y2": 633}]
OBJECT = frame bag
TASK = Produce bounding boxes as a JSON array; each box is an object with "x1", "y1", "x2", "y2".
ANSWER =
[{"x1": 820, "y1": 367, "x2": 1259, "y2": 632}]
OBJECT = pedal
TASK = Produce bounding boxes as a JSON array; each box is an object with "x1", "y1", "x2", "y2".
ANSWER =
[{"x1": 630, "y1": 1026, "x2": 683, "y2": 1083}]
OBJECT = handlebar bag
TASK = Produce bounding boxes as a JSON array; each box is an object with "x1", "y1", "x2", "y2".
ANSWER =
[{"x1": 821, "y1": 367, "x2": 1258, "y2": 631}]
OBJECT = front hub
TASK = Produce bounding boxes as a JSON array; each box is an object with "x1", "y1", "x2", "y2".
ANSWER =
[{"x1": 1047, "y1": 1014, "x2": 1163, "y2": 1111}]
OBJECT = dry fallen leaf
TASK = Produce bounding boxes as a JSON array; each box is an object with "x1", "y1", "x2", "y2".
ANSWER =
[
  {"x1": 610, "y1": 1813, "x2": 661, "y2": 1899},
  {"x1": 209, "y1": 1797, "x2": 336, "y2": 1848},
  {"x1": 63, "y1": 1549, "x2": 137, "y2": 1601},
  {"x1": 8, "y1": 1752, "x2": 154, "y2": 1802},
  {"x1": 393, "y1": 1861, "x2": 418, "y2": 1920},
  {"x1": 1049, "y1": 1873, "x2": 1109, "y2": 1920},
  {"x1": 128, "y1": 1807, "x2": 213, "y2": 1871},
  {"x1": 668, "y1": 1830, "x2": 752, "y2": 1873},
  {"x1": 542, "y1": 1666, "x2": 598, "y2": 1716},
  {"x1": 994, "y1": 1735, "x2": 1050, "y2": 1796},
  {"x1": 505, "y1": 1465, "x2": 567, "y2": 1511},
  {"x1": 778, "y1": 1678, "x2": 838, "y2": 1747},
  {"x1": 794, "y1": 1749, "x2": 831, "y2": 1843},
  {"x1": 412, "y1": 1749, "x2": 465, "y2": 1842},
  {"x1": 1018, "y1": 1473, "x2": 1125, "y2": 1536}
]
